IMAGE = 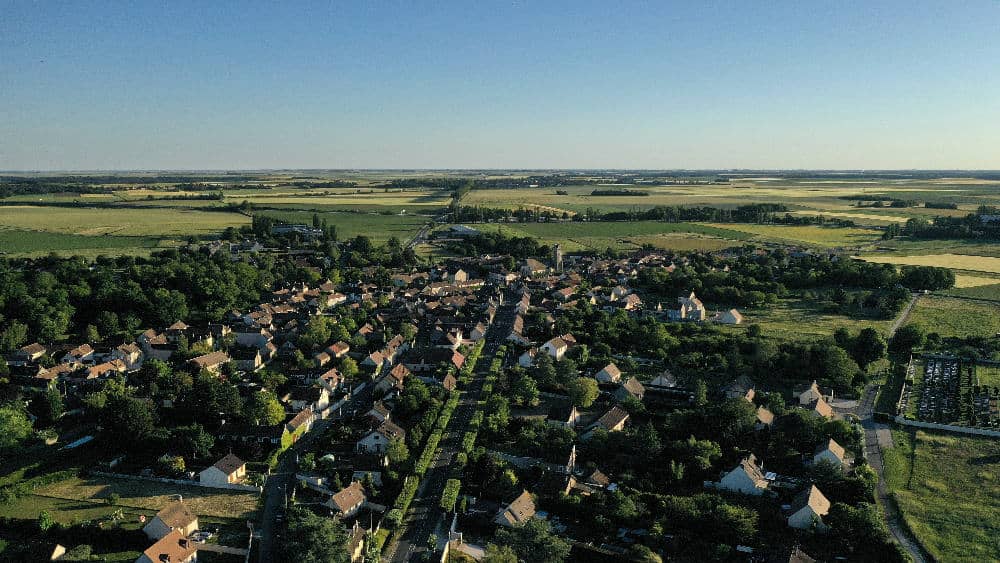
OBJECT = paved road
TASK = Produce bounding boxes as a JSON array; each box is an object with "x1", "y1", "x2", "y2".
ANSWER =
[
  {"x1": 386, "y1": 289, "x2": 518, "y2": 562},
  {"x1": 256, "y1": 384, "x2": 373, "y2": 563},
  {"x1": 856, "y1": 385, "x2": 928, "y2": 563}
]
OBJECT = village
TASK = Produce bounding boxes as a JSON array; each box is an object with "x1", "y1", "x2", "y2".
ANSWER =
[{"x1": 0, "y1": 228, "x2": 906, "y2": 563}]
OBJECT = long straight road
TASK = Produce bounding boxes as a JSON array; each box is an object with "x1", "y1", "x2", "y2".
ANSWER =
[{"x1": 386, "y1": 290, "x2": 518, "y2": 562}]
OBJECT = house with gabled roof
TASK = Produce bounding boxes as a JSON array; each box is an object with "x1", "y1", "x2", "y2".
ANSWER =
[
  {"x1": 722, "y1": 375, "x2": 755, "y2": 403},
  {"x1": 756, "y1": 405, "x2": 775, "y2": 429},
  {"x1": 805, "y1": 396, "x2": 834, "y2": 419},
  {"x1": 199, "y1": 453, "x2": 246, "y2": 487},
  {"x1": 787, "y1": 485, "x2": 831, "y2": 530},
  {"x1": 136, "y1": 529, "x2": 197, "y2": 563},
  {"x1": 541, "y1": 336, "x2": 570, "y2": 361},
  {"x1": 594, "y1": 363, "x2": 621, "y2": 384},
  {"x1": 493, "y1": 490, "x2": 536, "y2": 527},
  {"x1": 143, "y1": 499, "x2": 199, "y2": 540},
  {"x1": 796, "y1": 380, "x2": 833, "y2": 406},
  {"x1": 356, "y1": 420, "x2": 405, "y2": 454},
  {"x1": 717, "y1": 454, "x2": 769, "y2": 496},
  {"x1": 614, "y1": 377, "x2": 645, "y2": 402},
  {"x1": 12, "y1": 342, "x2": 46, "y2": 366},
  {"x1": 325, "y1": 481, "x2": 367, "y2": 518},
  {"x1": 188, "y1": 351, "x2": 230, "y2": 375},
  {"x1": 581, "y1": 406, "x2": 629, "y2": 440},
  {"x1": 813, "y1": 438, "x2": 849, "y2": 470},
  {"x1": 62, "y1": 343, "x2": 95, "y2": 366}
]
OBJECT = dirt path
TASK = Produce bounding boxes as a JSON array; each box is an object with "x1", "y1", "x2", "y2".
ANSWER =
[{"x1": 889, "y1": 293, "x2": 920, "y2": 338}]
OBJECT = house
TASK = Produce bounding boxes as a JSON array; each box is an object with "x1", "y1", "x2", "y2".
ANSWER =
[
  {"x1": 450, "y1": 269, "x2": 469, "y2": 283},
  {"x1": 581, "y1": 406, "x2": 629, "y2": 440},
  {"x1": 806, "y1": 396, "x2": 834, "y2": 419},
  {"x1": 520, "y1": 259, "x2": 549, "y2": 278},
  {"x1": 614, "y1": 377, "x2": 645, "y2": 402},
  {"x1": 316, "y1": 367, "x2": 342, "y2": 393},
  {"x1": 755, "y1": 406, "x2": 775, "y2": 429},
  {"x1": 356, "y1": 420, "x2": 405, "y2": 454},
  {"x1": 232, "y1": 347, "x2": 263, "y2": 372},
  {"x1": 62, "y1": 344, "x2": 94, "y2": 365},
  {"x1": 594, "y1": 363, "x2": 621, "y2": 384},
  {"x1": 199, "y1": 453, "x2": 247, "y2": 486},
  {"x1": 188, "y1": 351, "x2": 231, "y2": 375},
  {"x1": 442, "y1": 372, "x2": 458, "y2": 392},
  {"x1": 328, "y1": 341, "x2": 351, "y2": 359},
  {"x1": 143, "y1": 499, "x2": 199, "y2": 540},
  {"x1": 366, "y1": 402, "x2": 391, "y2": 425},
  {"x1": 813, "y1": 438, "x2": 848, "y2": 470},
  {"x1": 469, "y1": 322, "x2": 488, "y2": 342},
  {"x1": 285, "y1": 408, "x2": 315, "y2": 438},
  {"x1": 493, "y1": 490, "x2": 536, "y2": 527},
  {"x1": 619, "y1": 293, "x2": 643, "y2": 311},
  {"x1": 86, "y1": 359, "x2": 127, "y2": 380},
  {"x1": 583, "y1": 468, "x2": 610, "y2": 489},
  {"x1": 518, "y1": 348, "x2": 537, "y2": 368},
  {"x1": 787, "y1": 485, "x2": 831, "y2": 530},
  {"x1": 722, "y1": 375, "x2": 755, "y2": 402},
  {"x1": 717, "y1": 309, "x2": 744, "y2": 324},
  {"x1": 12, "y1": 342, "x2": 46, "y2": 365},
  {"x1": 375, "y1": 363, "x2": 411, "y2": 394},
  {"x1": 136, "y1": 529, "x2": 197, "y2": 563},
  {"x1": 325, "y1": 481, "x2": 367, "y2": 518},
  {"x1": 541, "y1": 337, "x2": 570, "y2": 361},
  {"x1": 796, "y1": 380, "x2": 833, "y2": 405},
  {"x1": 717, "y1": 454, "x2": 769, "y2": 496},
  {"x1": 111, "y1": 343, "x2": 144, "y2": 371},
  {"x1": 547, "y1": 404, "x2": 580, "y2": 428},
  {"x1": 671, "y1": 291, "x2": 707, "y2": 321},
  {"x1": 648, "y1": 370, "x2": 679, "y2": 389}
]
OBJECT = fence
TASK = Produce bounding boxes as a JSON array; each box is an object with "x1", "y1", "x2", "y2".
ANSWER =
[
  {"x1": 90, "y1": 470, "x2": 263, "y2": 493},
  {"x1": 894, "y1": 416, "x2": 1000, "y2": 438}
]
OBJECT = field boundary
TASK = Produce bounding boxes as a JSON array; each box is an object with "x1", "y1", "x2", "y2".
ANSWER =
[
  {"x1": 893, "y1": 416, "x2": 1000, "y2": 438},
  {"x1": 91, "y1": 470, "x2": 263, "y2": 493}
]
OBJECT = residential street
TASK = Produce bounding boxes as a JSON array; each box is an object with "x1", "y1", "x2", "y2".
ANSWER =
[{"x1": 386, "y1": 290, "x2": 518, "y2": 562}]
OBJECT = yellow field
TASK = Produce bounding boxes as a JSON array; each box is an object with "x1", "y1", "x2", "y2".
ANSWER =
[
  {"x1": 953, "y1": 274, "x2": 1000, "y2": 288},
  {"x1": 861, "y1": 254, "x2": 1000, "y2": 275},
  {"x1": 35, "y1": 475, "x2": 258, "y2": 519},
  {"x1": 788, "y1": 210, "x2": 911, "y2": 224}
]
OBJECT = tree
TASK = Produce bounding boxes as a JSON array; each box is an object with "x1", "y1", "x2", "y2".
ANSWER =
[
  {"x1": 31, "y1": 387, "x2": 63, "y2": 426},
  {"x1": 101, "y1": 392, "x2": 157, "y2": 452},
  {"x1": 38, "y1": 510, "x2": 55, "y2": 532},
  {"x1": 84, "y1": 324, "x2": 101, "y2": 343},
  {"x1": 281, "y1": 506, "x2": 350, "y2": 563},
  {"x1": 386, "y1": 437, "x2": 410, "y2": 465},
  {"x1": 512, "y1": 374, "x2": 540, "y2": 406},
  {"x1": 172, "y1": 423, "x2": 215, "y2": 459},
  {"x1": 0, "y1": 321, "x2": 28, "y2": 353},
  {"x1": 889, "y1": 324, "x2": 925, "y2": 359},
  {"x1": 340, "y1": 357, "x2": 359, "y2": 379},
  {"x1": 494, "y1": 518, "x2": 571, "y2": 563},
  {"x1": 852, "y1": 327, "x2": 887, "y2": 370},
  {"x1": 567, "y1": 377, "x2": 599, "y2": 408},
  {"x1": 482, "y1": 544, "x2": 518, "y2": 563},
  {"x1": 0, "y1": 403, "x2": 33, "y2": 450},
  {"x1": 246, "y1": 390, "x2": 285, "y2": 426}
]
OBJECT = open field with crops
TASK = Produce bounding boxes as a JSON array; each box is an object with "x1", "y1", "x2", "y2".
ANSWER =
[
  {"x1": 905, "y1": 296, "x2": 1000, "y2": 338},
  {"x1": 257, "y1": 209, "x2": 429, "y2": 244},
  {"x1": 883, "y1": 429, "x2": 1000, "y2": 563},
  {"x1": 862, "y1": 254, "x2": 1000, "y2": 275},
  {"x1": 465, "y1": 221, "x2": 750, "y2": 253},
  {"x1": 701, "y1": 222, "x2": 881, "y2": 247}
]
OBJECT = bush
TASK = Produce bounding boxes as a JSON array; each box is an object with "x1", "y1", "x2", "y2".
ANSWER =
[{"x1": 440, "y1": 479, "x2": 461, "y2": 512}]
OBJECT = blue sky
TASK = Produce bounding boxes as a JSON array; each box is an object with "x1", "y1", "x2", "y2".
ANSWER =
[{"x1": 2, "y1": 1, "x2": 999, "y2": 170}]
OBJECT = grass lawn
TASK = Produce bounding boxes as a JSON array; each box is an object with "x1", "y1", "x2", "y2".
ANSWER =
[
  {"x1": 905, "y1": 296, "x2": 1000, "y2": 338},
  {"x1": 976, "y1": 365, "x2": 1000, "y2": 388},
  {"x1": 937, "y1": 283, "x2": 1000, "y2": 302},
  {"x1": 34, "y1": 476, "x2": 259, "y2": 519},
  {"x1": 738, "y1": 298, "x2": 892, "y2": 341},
  {"x1": 883, "y1": 429, "x2": 1000, "y2": 562}
]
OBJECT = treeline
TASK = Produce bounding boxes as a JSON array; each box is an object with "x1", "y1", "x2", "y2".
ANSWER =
[
  {"x1": 446, "y1": 231, "x2": 550, "y2": 260},
  {"x1": 886, "y1": 208, "x2": 1000, "y2": 240},
  {"x1": 0, "y1": 181, "x2": 113, "y2": 198},
  {"x1": 591, "y1": 189, "x2": 650, "y2": 196}
]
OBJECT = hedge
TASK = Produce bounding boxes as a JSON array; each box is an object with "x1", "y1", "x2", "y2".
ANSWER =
[{"x1": 440, "y1": 479, "x2": 461, "y2": 512}]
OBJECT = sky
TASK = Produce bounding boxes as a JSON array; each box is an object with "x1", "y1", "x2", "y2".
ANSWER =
[{"x1": 2, "y1": 1, "x2": 999, "y2": 170}]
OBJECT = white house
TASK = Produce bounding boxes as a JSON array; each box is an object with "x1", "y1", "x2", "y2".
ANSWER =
[
  {"x1": 143, "y1": 500, "x2": 199, "y2": 540},
  {"x1": 717, "y1": 309, "x2": 744, "y2": 324},
  {"x1": 136, "y1": 529, "x2": 198, "y2": 563},
  {"x1": 199, "y1": 453, "x2": 247, "y2": 487},
  {"x1": 787, "y1": 485, "x2": 831, "y2": 530},
  {"x1": 717, "y1": 454, "x2": 769, "y2": 496},
  {"x1": 813, "y1": 438, "x2": 848, "y2": 470},
  {"x1": 796, "y1": 380, "x2": 832, "y2": 405},
  {"x1": 594, "y1": 363, "x2": 622, "y2": 384},
  {"x1": 541, "y1": 337, "x2": 570, "y2": 361},
  {"x1": 356, "y1": 421, "x2": 405, "y2": 454}
]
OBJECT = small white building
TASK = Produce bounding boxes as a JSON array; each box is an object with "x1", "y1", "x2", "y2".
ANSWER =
[
  {"x1": 717, "y1": 454, "x2": 769, "y2": 496},
  {"x1": 143, "y1": 500, "x2": 199, "y2": 540},
  {"x1": 813, "y1": 438, "x2": 848, "y2": 470},
  {"x1": 594, "y1": 363, "x2": 622, "y2": 384},
  {"x1": 199, "y1": 453, "x2": 247, "y2": 487},
  {"x1": 787, "y1": 485, "x2": 831, "y2": 530}
]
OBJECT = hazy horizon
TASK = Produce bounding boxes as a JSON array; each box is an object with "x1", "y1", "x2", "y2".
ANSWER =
[{"x1": 3, "y1": 1, "x2": 1000, "y2": 170}]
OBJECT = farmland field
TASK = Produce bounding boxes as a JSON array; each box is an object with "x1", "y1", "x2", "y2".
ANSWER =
[
  {"x1": 257, "y1": 209, "x2": 429, "y2": 243},
  {"x1": 905, "y1": 296, "x2": 1000, "y2": 338},
  {"x1": 701, "y1": 223, "x2": 881, "y2": 247},
  {"x1": 976, "y1": 365, "x2": 1000, "y2": 388},
  {"x1": 0, "y1": 206, "x2": 249, "y2": 237},
  {"x1": 862, "y1": 254, "x2": 1000, "y2": 275},
  {"x1": 466, "y1": 221, "x2": 751, "y2": 253},
  {"x1": 883, "y1": 429, "x2": 1000, "y2": 563}
]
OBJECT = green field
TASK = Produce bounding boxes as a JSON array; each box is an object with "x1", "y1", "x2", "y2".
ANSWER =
[
  {"x1": 258, "y1": 209, "x2": 429, "y2": 244},
  {"x1": 883, "y1": 429, "x2": 1000, "y2": 563},
  {"x1": 905, "y1": 296, "x2": 1000, "y2": 338},
  {"x1": 976, "y1": 365, "x2": 1000, "y2": 388},
  {"x1": 465, "y1": 221, "x2": 751, "y2": 253},
  {"x1": 702, "y1": 222, "x2": 882, "y2": 248},
  {"x1": 738, "y1": 298, "x2": 893, "y2": 341}
]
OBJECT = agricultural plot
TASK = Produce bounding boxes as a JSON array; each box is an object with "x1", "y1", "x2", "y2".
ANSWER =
[
  {"x1": 0, "y1": 206, "x2": 249, "y2": 237},
  {"x1": 257, "y1": 209, "x2": 428, "y2": 243},
  {"x1": 0, "y1": 229, "x2": 164, "y2": 257},
  {"x1": 700, "y1": 223, "x2": 882, "y2": 247},
  {"x1": 469, "y1": 221, "x2": 750, "y2": 253},
  {"x1": 905, "y1": 296, "x2": 1000, "y2": 338},
  {"x1": 862, "y1": 253, "x2": 1000, "y2": 275},
  {"x1": 231, "y1": 189, "x2": 451, "y2": 213},
  {"x1": 733, "y1": 298, "x2": 892, "y2": 341},
  {"x1": 883, "y1": 429, "x2": 1000, "y2": 563}
]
